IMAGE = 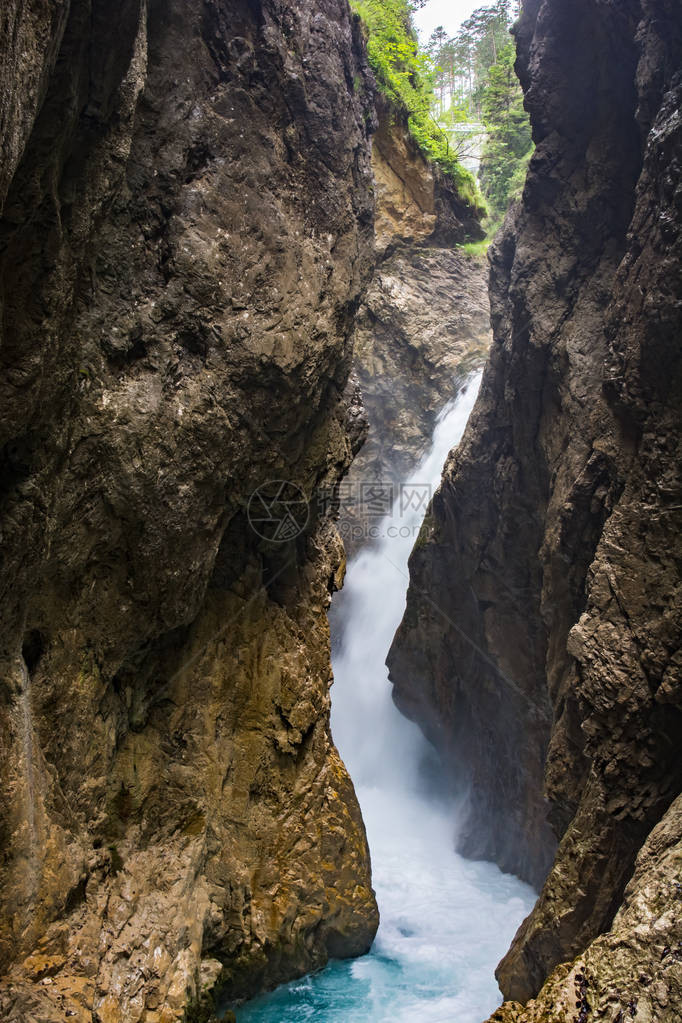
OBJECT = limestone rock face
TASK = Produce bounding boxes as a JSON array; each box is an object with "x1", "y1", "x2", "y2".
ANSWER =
[
  {"x1": 372, "y1": 98, "x2": 484, "y2": 253},
  {"x1": 372, "y1": 103, "x2": 437, "y2": 251},
  {"x1": 389, "y1": 0, "x2": 682, "y2": 1010},
  {"x1": 0, "y1": 0, "x2": 379, "y2": 1018},
  {"x1": 340, "y1": 248, "x2": 490, "y2": 555},
  {"x1": 489, "y1": 795, "x2": 682, "y2": 1023}
]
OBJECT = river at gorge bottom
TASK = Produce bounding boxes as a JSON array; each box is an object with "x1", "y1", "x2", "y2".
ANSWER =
[{"x1": 234, "y1": 376, "x2": 536, "y2": 1023}]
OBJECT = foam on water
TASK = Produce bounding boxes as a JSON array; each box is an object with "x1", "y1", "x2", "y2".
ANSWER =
[{"x1": 237, "y1": 375, "x2": 536, "y2": 1023}]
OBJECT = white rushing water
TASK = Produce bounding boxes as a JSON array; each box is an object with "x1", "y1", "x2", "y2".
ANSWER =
[{"x1": 238, "y1": 374, "x2": 536, "y2": 1023}]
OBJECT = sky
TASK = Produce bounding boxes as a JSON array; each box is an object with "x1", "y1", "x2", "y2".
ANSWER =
[{"x1": 413, "y1": 0, "x2": 498, "y2": 42}]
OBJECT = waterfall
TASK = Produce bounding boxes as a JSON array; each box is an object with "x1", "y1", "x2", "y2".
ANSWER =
[
  {"x1": 330, "y1": 375, "x2": 485, "y2": 795},
  {"x1": 237, "y1": 375, "x2": 535, "y2": 1022}
]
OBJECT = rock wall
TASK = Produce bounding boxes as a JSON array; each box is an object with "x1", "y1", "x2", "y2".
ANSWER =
[
  {"x1": 0, "y1": 0, "x2": 380, "y2": 1019},
  {"x1": 339, "y1": 101, "x2": 488, "y2": 556},
  {"x1": 489, "y1": 794, "x2": 682, "y2": 1022},
  {"x1": 389, "y1": 0, "x2": 682, "y2": 1015},
  {"x1": 340, "y1": 248, "x2": 490, "y2": 555},
  {"x1": 372, "y1": 98, "x2": 484, "y2": 253}
]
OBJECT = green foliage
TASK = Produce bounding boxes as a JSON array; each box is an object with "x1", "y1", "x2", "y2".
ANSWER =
[
  {"x1": 460, "y1": 237, "x2": 491, "y2": 259},
  {"x1": 425, "y1": 2, "x2": 532, "y2": 228},
  {"x1": 427, "y1": 1, "x2": 519, "y2": 120},
  {"x1": 354, "y1": 0, "x2": 530, "y2": 226},
  {"x1": 351, "y1": 0, "x2": 481, "y2": 208},
  {"x1": 478, "y1": 41, "x2": 533, "y2": 217}
]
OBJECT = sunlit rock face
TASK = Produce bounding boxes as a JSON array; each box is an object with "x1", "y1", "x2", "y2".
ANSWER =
[
  {"x1": 372, "y1": 97, "x2": 485, "y2": 253},
  {"x1": 0, "y1": 0, "x2": 379, "y2": 1018},
  {"x1": 389, "y1": 0, "x2": 682, "y2": 1015}
]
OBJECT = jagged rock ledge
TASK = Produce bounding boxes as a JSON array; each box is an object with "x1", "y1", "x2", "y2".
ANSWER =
[{"x1": 371, "y1": 94, "x2": 484, "y2": 254}]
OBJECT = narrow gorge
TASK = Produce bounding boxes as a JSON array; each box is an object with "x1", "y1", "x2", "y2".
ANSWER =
[{"x1": 0, "y1": 1, "x2": 680, "y2": 1023}]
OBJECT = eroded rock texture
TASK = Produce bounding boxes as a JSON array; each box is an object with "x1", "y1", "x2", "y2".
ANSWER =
[
  {"x1": 339, "y1": 101, "x2": 488, "y2": 555},
  {"x1": 372, "y1": 99, "x2": 484, "y2": 253},
  {"x1": 389, "y1": 0, "x2": 682, "y2": 1013},
  {"x1": 340, "y1": 248, "x2": 490, "y2": 554},
  {"x1": 0, "y1": 0, "x2": 379, "y2": 1019},
  {"x1": 489, "y1": 794, "x2": 682, "y2": 1023}
]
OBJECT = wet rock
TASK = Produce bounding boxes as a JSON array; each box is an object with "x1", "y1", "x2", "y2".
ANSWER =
[
  {"x1": 339, "y1": 95, "x2": 488, "y2": 557},
  {"x1": 389, "y1": 0, "x2": 682, "y2": 1011},
  {"x1": 0, "y1": 0, "x2": 379, "y2": 1016}
]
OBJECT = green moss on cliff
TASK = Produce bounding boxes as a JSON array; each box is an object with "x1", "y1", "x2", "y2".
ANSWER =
[{"x1": 352, "y1": 0, "x2": 484, "y2": 212}]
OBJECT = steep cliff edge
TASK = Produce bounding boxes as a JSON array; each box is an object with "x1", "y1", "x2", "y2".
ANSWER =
[
  {"x1": 389, "y1": 0, "x2": 682, "y2": 1014},
  {"x1": 0, "y1": 1, "x2": 379, "y2": 1019}
]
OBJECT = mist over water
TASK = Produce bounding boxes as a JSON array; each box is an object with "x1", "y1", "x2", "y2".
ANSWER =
[
  {"x1": 238, "y1": 375, "x2": 536, "y2": 1023},
  {"x1": 331, "y1": 375, "x2": 485, "y2": 798}
]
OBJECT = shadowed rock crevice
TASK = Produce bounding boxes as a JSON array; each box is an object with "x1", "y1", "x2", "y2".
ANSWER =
[{"x1": 389, "y1": 0, "x2": 682, "y2": 1016}]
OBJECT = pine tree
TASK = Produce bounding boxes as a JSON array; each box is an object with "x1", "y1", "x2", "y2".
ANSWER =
[{"x1": 478, "y1": 41, "x2": 533, "y2": 218}]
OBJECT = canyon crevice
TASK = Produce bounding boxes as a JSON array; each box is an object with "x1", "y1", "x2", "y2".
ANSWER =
[
  {"x1": 388, "y1": 0, "x2": 682, "y2": 1017},
  {"x1": 3, "y1": 0, "x2": 681, "y2": 1019},
  {"x1": 341, "y1": 104, "x2": 489, "y2": 555}
]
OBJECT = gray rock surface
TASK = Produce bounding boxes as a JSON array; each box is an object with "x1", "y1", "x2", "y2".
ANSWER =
[
  {"x1": 340, "y1": 247, "x2": 490, "y2": 555},
  {"x1": 489, "y1": 794, "x2": 682, "y2": 1023},
  {"x1": 389, "y1": 0, "x2": 682, "y2": 1013}
]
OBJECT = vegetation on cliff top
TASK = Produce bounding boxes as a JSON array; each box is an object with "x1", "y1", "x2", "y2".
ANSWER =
[
  {"x1": 353, "y1": 0, "x2": 533, "y2": 231},
  {"x1": 351, "y1": 0, "x2": 484, "y2": 211},
  {"x1": 426, "y1": 1, "x2": 533, "y2": 227}
]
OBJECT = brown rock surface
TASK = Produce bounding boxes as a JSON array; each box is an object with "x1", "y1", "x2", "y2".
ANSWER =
[
  {"x1": 372, "y1": 98, "x2": 484, "y2": 254},
  {"x1": 488, "y1": 794, "x2": 682, "y2": 1023},
  {"x1": 389, "y1": 0, "x2": 682, "y2": 1011},
  {"x1": 0, "y1": 0, "x2": 379, "y2": 1018}
]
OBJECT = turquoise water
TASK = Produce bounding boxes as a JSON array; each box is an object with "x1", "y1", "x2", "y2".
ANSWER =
[
  {"x1": 236, "y1": 788, "x2": 534, "y2": 1023},
  {"x1": 236, "y1": 378, "x2": 536, "y2": 1023}
]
